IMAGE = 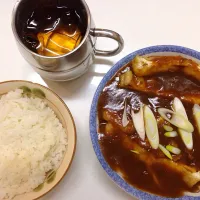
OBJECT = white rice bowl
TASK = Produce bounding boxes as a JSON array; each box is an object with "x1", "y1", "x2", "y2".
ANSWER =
[{"x1": 0, "y1": 88, "x2": 68, "y2": 199}]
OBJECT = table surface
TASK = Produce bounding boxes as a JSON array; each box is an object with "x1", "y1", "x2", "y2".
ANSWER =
[{"x1": 2, "y1": 0, "x2": 200, "y2": 199}]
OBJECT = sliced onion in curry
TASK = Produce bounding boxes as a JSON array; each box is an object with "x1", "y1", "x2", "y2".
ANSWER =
[
  {"x1": 193, "y1": 104, "x2": 200, "y2": 135},
  {"x1": 158, "y1": 108, "x2": 194, "y2": 133},
  {"x1": 172, "y1": 97, "x2": 188, "y2": 117},
  {"x1": 172, "y1": 97, "x2": 193, "y2": 150},
  {"x1": 122, "y1": 99, "x2": 129, "y2": 127},
  {"x1": 131, "y1": 105, "x2": 145, "y2": 141},
  {"x1": 159, "y1": 144, "x2": 172, "y2": 160},
  {"x1": 163, "y1": 125, "x2": 173, "y2": 132},
  {"x1": 166, "y1": 145, "x2": 181, "y2": 155},
  {"x1": 164, "y1": 131, "x2": 178, "y2": 137},
  {"x1": 130, "y1": 150, "x2": 139, "y2": 154},
  {"x1": 144, "y1": 106, "x2": 159, "y2": 149}
]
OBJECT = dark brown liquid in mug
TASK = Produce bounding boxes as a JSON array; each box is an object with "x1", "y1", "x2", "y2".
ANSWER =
[{"x1": 21, "y1": 3, "x2": 86, "y2": 56}]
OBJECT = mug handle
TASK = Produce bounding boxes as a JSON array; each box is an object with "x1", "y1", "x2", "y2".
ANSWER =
[{"x1": 90, "y1": 28, "x2": 124, "y2": 57}]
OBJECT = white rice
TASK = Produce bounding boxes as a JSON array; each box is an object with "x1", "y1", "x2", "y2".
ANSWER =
[{"x1": 0, "y1": 89, "x2": 67, "y2": 199}]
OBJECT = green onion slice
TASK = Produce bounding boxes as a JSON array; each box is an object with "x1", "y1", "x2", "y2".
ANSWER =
[
  {"x1": 172, "y1": 97, "x2": 193, "y2": 150},
  {"x1": 163, "y1": 125, "x2": 173, "y2": 132},
  {"x1": 144, "y1": 106, "x2": 159, "y2": 149},
  {"x1": 131, "y1": 105, "x2": 145, "y2": 141},
  {"x1": 158, "y1": 108, "x2": 194, "y2": 133},
  {"x1": 159, "y1": 144, "x2": 172, "y2": 160},
  {"x1": 164, "y1": 131, "x2": 178, "y2": 137},
  {"x1": 166, "y1": 145, "x2": 181, "y2": 155}
]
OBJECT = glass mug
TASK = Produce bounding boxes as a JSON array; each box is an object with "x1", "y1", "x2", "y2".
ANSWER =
[{"x1": 12, "y1": 0, "x2": 124, "y2": 81}]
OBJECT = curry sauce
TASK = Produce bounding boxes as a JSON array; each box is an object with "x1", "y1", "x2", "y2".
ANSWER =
[{"x1": 97, "y1": 56, "x2": 200, "y2": 197}]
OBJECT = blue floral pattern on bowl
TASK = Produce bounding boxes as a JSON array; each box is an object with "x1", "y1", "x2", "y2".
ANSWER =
[{"x1": 90, "y1": 45, "x2": 200, "y2": 200}]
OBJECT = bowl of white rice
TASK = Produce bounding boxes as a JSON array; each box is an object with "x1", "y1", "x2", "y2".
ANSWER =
[{"x1": 0, "y1": 80, "x2": 76, "y2": 200}]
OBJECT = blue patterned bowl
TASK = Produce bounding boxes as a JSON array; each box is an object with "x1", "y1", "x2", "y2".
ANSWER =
[{"x1": 90, "y1": 45, "x2": 200, "y2": 200}]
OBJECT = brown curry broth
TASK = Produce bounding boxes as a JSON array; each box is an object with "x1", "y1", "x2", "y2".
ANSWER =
[{"x1": 97, "y1": 61, "x2": 200, "y2": 197}]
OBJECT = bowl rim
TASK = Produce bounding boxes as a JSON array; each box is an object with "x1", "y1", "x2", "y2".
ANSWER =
[
  {"x1": 0, "y1": 80, "x2": 77, "y2": 200},
  {"x1": 89, "y1": 45, "x2": 200, "y2": 200}
]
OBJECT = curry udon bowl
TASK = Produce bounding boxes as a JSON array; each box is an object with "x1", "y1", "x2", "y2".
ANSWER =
[
  {"x1": 0, "y1": 80, "x2": 76, "y2": 200},
  {"x1": 90, "y1": 45, "x2": 200, "y2": 199}
]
